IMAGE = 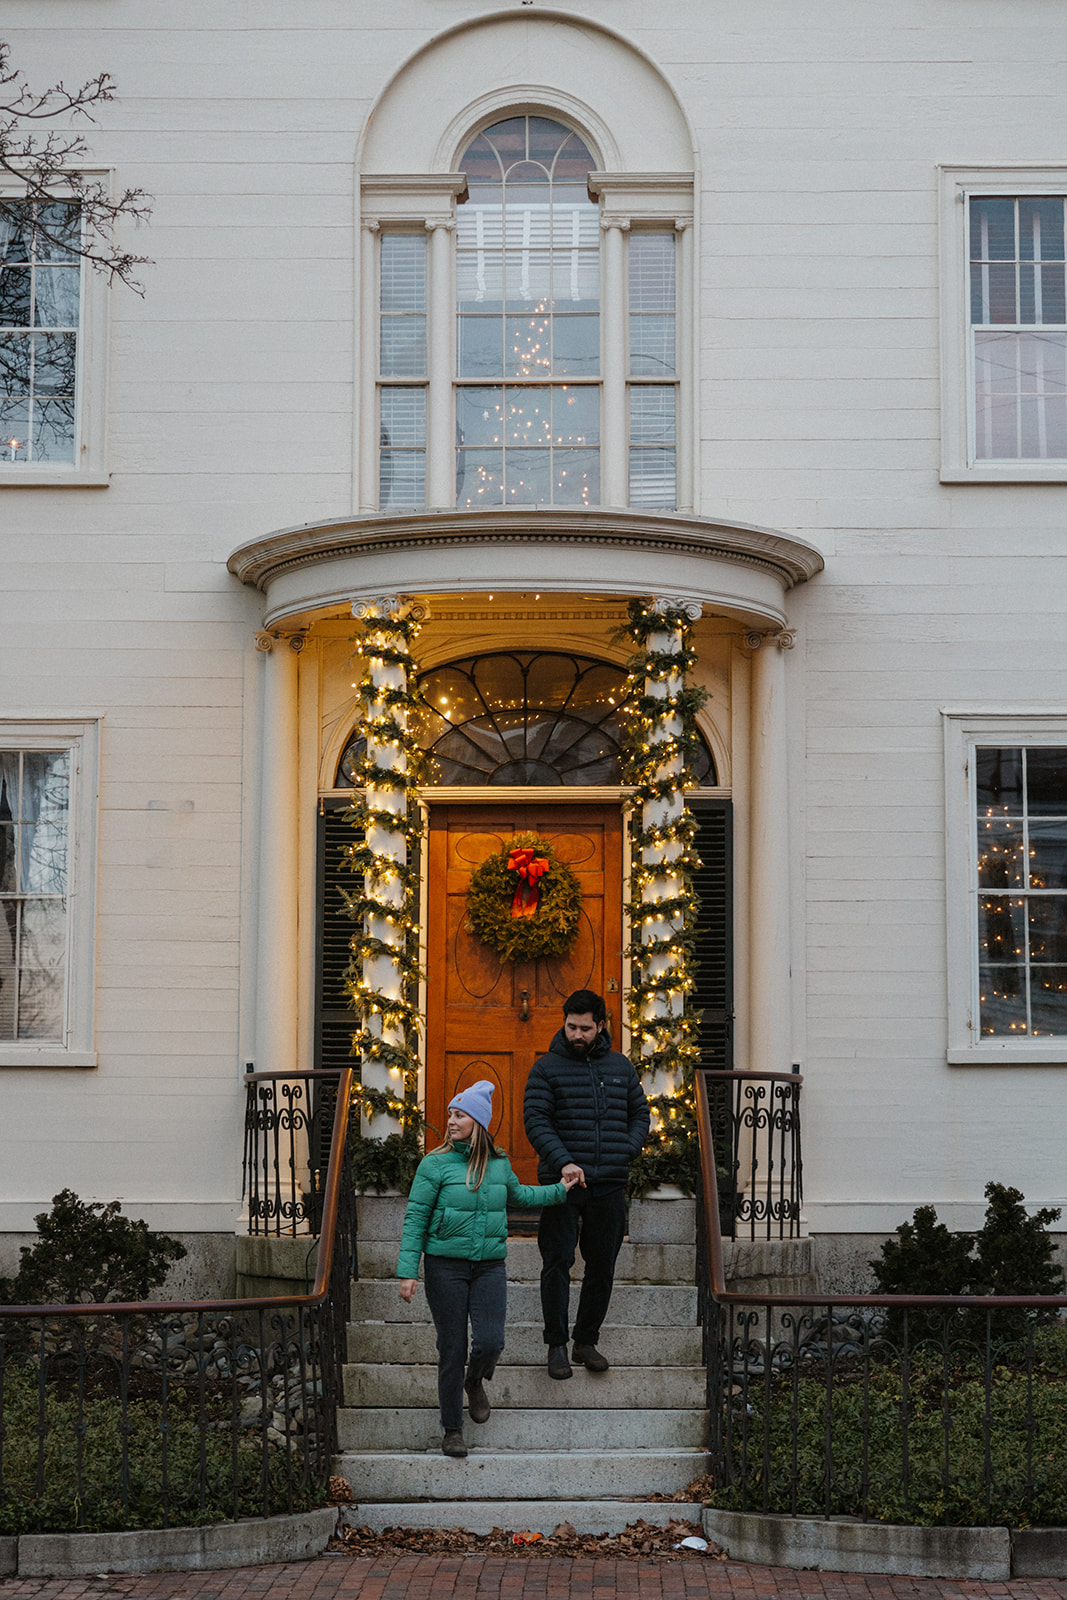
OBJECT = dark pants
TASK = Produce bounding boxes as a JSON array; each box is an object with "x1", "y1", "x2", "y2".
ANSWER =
[
  {"x1": 537, "y1": 1186, "x2": 627, "y2": 1348},
  {"x1": 423, "y1": 1254, "x2": 507, "y2": 1432}
]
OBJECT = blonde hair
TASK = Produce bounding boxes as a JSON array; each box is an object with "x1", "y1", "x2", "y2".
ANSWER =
[{"x1": 436, "y1": 1120, "x2": 502, "y2": 1190}]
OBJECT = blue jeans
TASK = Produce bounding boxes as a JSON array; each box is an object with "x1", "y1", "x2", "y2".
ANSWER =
[{"x1": 422, "y1": 1254, "x2": 507, "y2": 1431}]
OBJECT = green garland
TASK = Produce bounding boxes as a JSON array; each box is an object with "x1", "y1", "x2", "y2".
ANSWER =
[
  {"x1": 465, "y1": 833, "x2": 583, "y2": 963},
  {"x1": 342, "y1": 605, "x2": 426, "y2": 1166},
  {"x1": 618, "y1": 598, "x2": 707, "y2": 1196}
]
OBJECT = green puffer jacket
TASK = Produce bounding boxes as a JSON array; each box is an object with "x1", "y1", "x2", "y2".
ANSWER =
[{"x1": 397, "y1": 1144, "x2": 566, "y2": 1278}]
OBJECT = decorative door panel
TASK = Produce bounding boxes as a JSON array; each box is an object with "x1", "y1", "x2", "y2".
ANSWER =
[{"x1": 426, "y1": 803, "x2": 623, "y2": 1183}]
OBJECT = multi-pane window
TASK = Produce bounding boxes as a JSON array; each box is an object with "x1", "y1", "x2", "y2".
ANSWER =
[
  {"x1": 0, "y1": 749, "x2": 70, "y2": 1041},
  {"x1": 0, "y1": 202, "x2": 81, "y2": 466},
  {"x1": 455, "y1": 116, "x2": 600, "y2": 508},
  {"x1": 628, "y1": 232, "x2": 676, "y2": 508},
  {"x1": 970, "y1": 196, "x2": 1067, "y2": 460},
  {"x1": 974, "y1": 746, "x2": 1067, "y2": 1038},
  {"x1": 378, "y1": 234, "x2": 427, "y2": 508}
]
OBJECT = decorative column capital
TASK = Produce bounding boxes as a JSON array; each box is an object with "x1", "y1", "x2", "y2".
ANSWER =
[
  {"x1": 425, "y1": 218, "x2": 455, "y2": 234},
  {"x1": 745, "y1": 627, "x2": 796, "y2": 651},
  {"x1": 350, "y1": 595, "x2": 429, "y2": 623},
  {"x1": 600, "y1": 214, "x2": 631, "y2": 233},
  {"x1": 651, "y1": 595, "x2": 703, "y2": 621},
  {"x1": 361, "y1": 219, "x2": 381, "y2": 235},
  {"x1": 254, "y1": 631, "x2": 275, "y2": 652},
  {"x1": 673, "y1": 218, "x2": 690, "y2": 233}
]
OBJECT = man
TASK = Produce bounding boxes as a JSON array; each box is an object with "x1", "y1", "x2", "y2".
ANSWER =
[{"x1": 523, "y1": 989, "x2": 650, "y2": 1379}]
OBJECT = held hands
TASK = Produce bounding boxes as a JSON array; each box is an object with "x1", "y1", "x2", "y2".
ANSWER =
[
  {"x1": 561, "y1": 1163, "x2": 585, "y2": 1190},
  {"x1": 398, "y1": 1278, "x2": 418, "y2": 1303}
]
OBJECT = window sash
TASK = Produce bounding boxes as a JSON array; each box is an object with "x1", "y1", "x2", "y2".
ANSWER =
[
  {"x1": 0, "y1": 747, "x2": 72, "y2": 1043},
  {"x1": 972, "y1": 744, "x2": 1067, "y2": 1040},
  {"x1": 968, "y1": 197, "x2": 1067, "y2": 462}
]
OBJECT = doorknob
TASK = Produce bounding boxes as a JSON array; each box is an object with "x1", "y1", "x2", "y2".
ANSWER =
[{"x1": 519, "y1": 989, "x2": 530, "y2": 1022}]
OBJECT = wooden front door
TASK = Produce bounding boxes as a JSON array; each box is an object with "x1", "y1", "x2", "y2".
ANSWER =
[{"x1": 425, "y1": 803, "x2": 624, "y2": 1183}]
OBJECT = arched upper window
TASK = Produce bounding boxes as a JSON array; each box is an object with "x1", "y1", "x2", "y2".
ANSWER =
[
  {"x1": 454, "y1": 117, "x2": 601, "y2": 509},
  {"x1": 337, "y1": 650, "x2": 715, "y2": 787},
  {"x1": 370, "y1": 113, "x2": 685, "y2": 515}
]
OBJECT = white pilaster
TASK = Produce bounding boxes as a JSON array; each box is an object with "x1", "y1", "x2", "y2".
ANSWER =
[
  {"x1": 748, "y1": 631, "x2": 793, "y2": 1072},
  {"x1": 255, "y1": 635, "x2": 300, "y2": 1075},
  {"x1": 600, "y1": 217, "x2": 628, "y2": 506},
  {"x1": 358, "y1": 221, "x2": 380, "y2": 512},
  {"x1": 426, "y1": 220, "x2": 455, "y2": 509}
]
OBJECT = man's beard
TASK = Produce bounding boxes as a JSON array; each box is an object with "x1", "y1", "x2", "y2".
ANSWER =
[{"x1": 569, "y1": 1037, "x2": 594, "y2": 1057}]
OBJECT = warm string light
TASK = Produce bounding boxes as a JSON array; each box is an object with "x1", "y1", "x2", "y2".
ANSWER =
[
  {"x1": 615, "y1": 598, "x2": 708, "y2": 1193},
  {"x1": 344, "y1": 603, "x2": 427, "y2": 1139}
]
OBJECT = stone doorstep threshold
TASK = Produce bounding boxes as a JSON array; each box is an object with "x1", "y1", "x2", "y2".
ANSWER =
[
  {"x1": 703, "y1": 1509, "x2": 1067, "y2": 1581},
  {"x1": 344, "y1": 1502, "x2": 704, "y2": 1537},
  {"x1": 0, "y1": 1507, "x2": 339, "y2": 1578}
]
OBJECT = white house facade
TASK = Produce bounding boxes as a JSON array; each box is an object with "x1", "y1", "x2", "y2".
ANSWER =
[{"x1": 2, "y1": 0, "x2": 1066, "y2": 1287}]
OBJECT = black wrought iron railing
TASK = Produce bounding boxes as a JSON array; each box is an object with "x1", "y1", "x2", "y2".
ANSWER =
[
  {"x1": 243, "y1": 1068, "x2": 341, "y2": 1236},
  {"x1": 0, "y1": 1066, "x2": 355, "y2": 1535},
  {"x1": 695, "y1": 1071, "x2": 1067, "y2": 1528},
  {"x1": 704, "y1": 1069, "x2": 803, "y2": 1241}
]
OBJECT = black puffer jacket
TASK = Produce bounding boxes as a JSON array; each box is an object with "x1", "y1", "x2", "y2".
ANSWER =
[{"x1": 523, "y1": 1028, "x2": 650, "y2": 1188}]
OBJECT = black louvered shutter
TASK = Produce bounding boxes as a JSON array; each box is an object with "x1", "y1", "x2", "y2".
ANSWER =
[
  {"x1": 315, "y1": 800, "x2": 360, "y2": 1077},
  {"x1": 690, "y1": 798, "x2": 733, "y2": 1071}
]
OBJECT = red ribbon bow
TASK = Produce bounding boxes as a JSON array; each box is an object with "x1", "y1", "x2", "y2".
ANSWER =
[{"x1": 507, "y1": 847, "x2": 550, "y2": 919}]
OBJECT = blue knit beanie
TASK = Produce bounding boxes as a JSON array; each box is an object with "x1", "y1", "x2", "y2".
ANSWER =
[{"x1": 448, "y1": 1079, "x2": 495, "y2": 1132}]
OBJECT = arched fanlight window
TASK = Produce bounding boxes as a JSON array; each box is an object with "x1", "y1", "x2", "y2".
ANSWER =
[{"x1": 336, "y1": 651, "x2": 715, "y2": 787}]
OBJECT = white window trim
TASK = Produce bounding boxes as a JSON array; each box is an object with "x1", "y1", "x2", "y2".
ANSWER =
[
  {"x1": 0, "y1": 173, "x2": 111, "y2": 487},
  {"x1": 0, "y1": 718, "x2": 100, "y2": 1067},
  {"x1": 943, "y1": 706, "x2": 1067, "y2": 1064},
  {"x1": 939, "y1": 164, "x2": 1067, "y2": 483},
  {"x1": 357, "y1": 167, "x2": 694, "y2": 514}
]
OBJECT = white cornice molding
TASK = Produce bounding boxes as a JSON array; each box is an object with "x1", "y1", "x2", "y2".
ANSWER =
[{"x1": 227, "y1": 508, "x2": 824, "y2": 595}]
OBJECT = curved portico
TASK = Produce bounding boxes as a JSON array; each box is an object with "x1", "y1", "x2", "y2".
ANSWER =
[{"x1": 227, "y1": 508, "x2": 823, "y2": 1111}]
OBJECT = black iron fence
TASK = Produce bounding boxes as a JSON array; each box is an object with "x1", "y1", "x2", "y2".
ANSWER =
[
  {"x1": 243, "y1": 1069, "x2": 341, "y2": 1237},
  {"x1": 695, "y1": 1071, "x2": 1067, "y2": 1528},
  {"x1": 704, "y1": 1069, "x2": 803, "y2": 1241},
  {"x1": 0, "y1": 1067, "x2": 355, "y2": 1535}
]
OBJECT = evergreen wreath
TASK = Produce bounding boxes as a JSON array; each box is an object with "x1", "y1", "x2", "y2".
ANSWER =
[{"x1": 465, "y1": 832, "x2": 583, "y2": 963}]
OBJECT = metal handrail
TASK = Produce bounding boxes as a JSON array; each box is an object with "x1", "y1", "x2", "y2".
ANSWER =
[{"x1": 702, "y1": 1069, "x2": 804, "y2": 1241}]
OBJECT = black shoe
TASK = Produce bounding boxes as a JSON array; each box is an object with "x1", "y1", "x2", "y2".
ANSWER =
[
  {"x1": 465, "y1": 1378, "x2": 491, "y2": 1423},
  {"x1": 572, "y1": 1342, "x2": 610, "y2": 1372},
  {"x1": 547, "y1": 1343, "x2": 573, "y2": 1379},
  {"x1": 442, "y1": 1429, "x2": 467, "y2": 1457}
]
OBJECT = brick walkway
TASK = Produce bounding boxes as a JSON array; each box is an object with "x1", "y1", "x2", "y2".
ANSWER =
[{"x1": 2, "y1": 1560, "x2": 1067, "y2": 1600}]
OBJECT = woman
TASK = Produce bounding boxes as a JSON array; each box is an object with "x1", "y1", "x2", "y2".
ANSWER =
[{"x1": 397, "y1": 1080, "x2": 577, "y2": 1458}]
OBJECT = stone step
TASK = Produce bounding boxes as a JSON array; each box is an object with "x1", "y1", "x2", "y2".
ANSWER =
[
  {"x1": 358, "y1": 1238, "x2": 694, "y2": 1284},
  {"x1": 347, "y1": 1320, "x2": 702, "y2": 1366},
  {"x1": 335, "y1": 1446, "x2": 707, "y2": 1502},
  {"x1": 338, "y1": 1405, "x2": 707, "y2": 1452},
  {"x1": 349, "y1": 1278, "x2": 698, "y2": 1325},
  {"x1": 343, "y1": 1362, "x2": 704, "y2": 1410},
  {"x1": 340, "y1": 1500, "x2": 705, "y2": 1537}
]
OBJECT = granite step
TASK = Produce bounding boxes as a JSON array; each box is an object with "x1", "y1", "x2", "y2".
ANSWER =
[
  {"x1": 347, "y1": 1319, "x2": 702, "y2": 1366},
  {"x1": 358, "y1": 1237, "x2": 694, "y2": 1283},
  {"x1": 338, "y1": 1404, "x2": 707, "y2": 1452},
  {"x1": 338, "y1": 1500, "x2": 705, "y2": 1536},
  {"x1": 349, "y1": 1278, "x2": 698, "y2": 1325},
  {"x1": 343, "y1": 1361, "x2": 705, "y2": 1410},
  {"x1": 334, "y1": 1446, "x2": 707, "y2": 1502}
]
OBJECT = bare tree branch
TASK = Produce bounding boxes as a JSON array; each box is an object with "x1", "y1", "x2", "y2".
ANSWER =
[{"x1": 0, "y1": 39, "x2": 152, "y2": 291}]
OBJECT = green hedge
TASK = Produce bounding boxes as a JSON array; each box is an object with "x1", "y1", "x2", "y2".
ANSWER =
[
  {"x1": 712, "y1": 1326, "x2": 1067, "y2": 1528},
  {"x1": 0, "y1": 1369, "x2": 317, "y2": 1534}
]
